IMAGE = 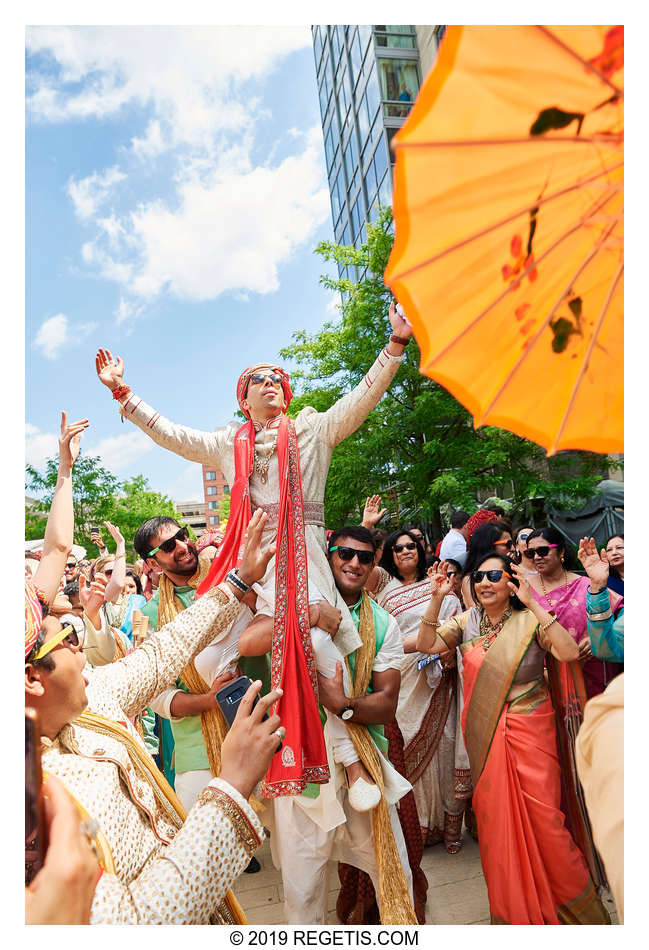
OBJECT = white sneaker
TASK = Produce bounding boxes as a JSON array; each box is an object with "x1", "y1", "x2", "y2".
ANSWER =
[{"x1": 348, "y1": 777, "x2": 381, "y2": 812}]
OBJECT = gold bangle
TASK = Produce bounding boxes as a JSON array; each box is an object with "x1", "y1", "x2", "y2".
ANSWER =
[
  {"x1": 540, "y1": 617, "x2": 556, "y2": 633},
  {"x1": 420, "y1": 617, "x2": 440, "y2": 628}
]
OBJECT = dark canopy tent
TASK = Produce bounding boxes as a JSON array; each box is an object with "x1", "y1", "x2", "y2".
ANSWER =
[{"x1": 546, "y1": 480, "x2": 624, "y2": 554}]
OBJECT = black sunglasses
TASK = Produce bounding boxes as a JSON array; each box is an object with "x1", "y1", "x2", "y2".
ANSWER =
[
  {"x1": 472, "y1": 569, "x2": 511, "y2": 583},
  {"x1": 329, "y1": 545, "x2": 374, "y2": 565},
  {"x1": 394, "y1": 541, "x2": 418, "y2": 553},
  {"x1": 524, "y1": 544, "x2": 558, "y2": 559},
  {"x1": 148, "y1": 528, "x2": 188, "y2": 558},
  {"x1": 249, "y1": 372, "x2": 283, "y2": 386}
]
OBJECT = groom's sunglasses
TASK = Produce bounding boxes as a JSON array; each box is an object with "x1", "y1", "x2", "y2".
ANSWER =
[
  {"x1": 249, "y1": 372, "x2": 284, "y2": 386},
  {"x1": 329, "y1": 545, "x2": 375, "y2": 565}
]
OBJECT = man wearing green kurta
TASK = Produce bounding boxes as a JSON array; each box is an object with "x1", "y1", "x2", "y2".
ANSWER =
[{"x1": 134, "y1": 516, "x2": 268, "y2": 877}]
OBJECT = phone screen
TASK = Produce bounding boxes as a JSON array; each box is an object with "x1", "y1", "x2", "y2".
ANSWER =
[{"x1": 25, "y1": 709, "x2": 45, "y2": 885}]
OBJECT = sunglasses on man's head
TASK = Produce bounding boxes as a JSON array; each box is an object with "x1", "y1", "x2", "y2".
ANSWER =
[
  {"x1": 148, "y1": 527, "x2": 189, "y2": 558},
  {"x1": 524, "y1": 544, "x2": 558, "y2": 560},
  {"x1": 249, "y1": 372, "x2": 283, "y2": 386},
  {"x1": 394, "y1": 541, "x2": 418, "y2": 553},
  {"x1": 472, "y1": 569, "x2": 511, "y2": 583},
  {"x1": 329, "y1": 545, "x2": 375, "y2": 565}
]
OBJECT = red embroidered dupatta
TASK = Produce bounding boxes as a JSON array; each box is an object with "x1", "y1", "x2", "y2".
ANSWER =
[{"x1": 197, "y1": 415, "x2": 329, "y2": 795}]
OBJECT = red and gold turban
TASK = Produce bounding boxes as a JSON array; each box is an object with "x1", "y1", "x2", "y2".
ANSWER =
[
  {"x1": 236, "y1": 364, "x2": 293, "y2": 420},
  {"x1": 25, "y1": 578, "x2": 44, "y2": 659}
]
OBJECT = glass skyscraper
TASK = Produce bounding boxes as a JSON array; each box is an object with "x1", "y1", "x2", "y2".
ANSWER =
[{"x1": 311, "y1": 25, "x2": 444, "y2": 281}]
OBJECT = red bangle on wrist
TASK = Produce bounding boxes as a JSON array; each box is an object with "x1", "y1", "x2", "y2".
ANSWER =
[
  {"x1": 389, "y1": 334, "x2": 410, "y2": 347},
  {"x1": 112, "y1": 385, "x2": 131, "y2": 400}
]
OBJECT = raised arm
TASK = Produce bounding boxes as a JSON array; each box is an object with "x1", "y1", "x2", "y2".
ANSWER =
[
  {"x1": 101, "y1": 521, "x2": 127, "y2": 603},
  {"x1": 415, "y1": 562, "x2": 464, "y2": 655},
  {"x1": 33, "y1": 413, "x2": 88, "y2": 604},
  {"x1": 90, "y1": 511, "x2": 276, "y2": 716},
  {"x1": 312, "y1": 303, "x2": 413, "y2": 447},
  {"x1": 578, "y1": 537, "x2": 624, "y2": 661},
  {"x1": 95, "y1": 348, "x2": 225, "y2": 465}
]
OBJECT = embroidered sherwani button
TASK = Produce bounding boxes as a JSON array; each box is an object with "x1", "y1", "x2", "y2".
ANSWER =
[{"x1": 93, "y1": 748, "x2": 105, "y2": 755}]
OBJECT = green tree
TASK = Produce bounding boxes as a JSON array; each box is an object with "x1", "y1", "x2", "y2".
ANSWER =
[
  {"x1": 26, "y1": 456, "x2": 181, "y2": 561},
  {"x1": 26, "y1": 452, "x2": 120, "y2": 555},
  {"x1": 217, "y1": 494, "x2": 231, "y2": 524},
  {"x1": 103, "y1": 475, "x2": 180, "y2": 560},
  {"x1": 281, "y1": 208, "x2": 610, "y2": 534}
]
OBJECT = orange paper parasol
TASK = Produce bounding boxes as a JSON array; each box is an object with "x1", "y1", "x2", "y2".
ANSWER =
[{"x1": 385, "y1": 25, "x2": 623, "y2": 455}]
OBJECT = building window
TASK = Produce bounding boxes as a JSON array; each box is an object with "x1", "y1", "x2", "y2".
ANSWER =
[
  {"x1": 330, "y1": 24, "x2": 341, "y2": 62},
  {"x1": 209, "y1": 501, "x2": 219, "y2": 510},
  {"x1": 377, "y1": 58, "x2": 420, "y2": 117},
  {"x1": 349, "y1": 28, "x2": 363, "y2": 87},
  {"x1": 365, "y1": 69, "x2": 381, "y2": 124},
  {"x1": 206, "y1": 486, "x2": 217, "y2": 496},
  {"x1": 209, "y1": 515, "x2": 220, "y2": 526},
  {"x1": 378, "y1": 170, "x2": 392, "y2": 208},
  {"x1": 351, "y1": 194, "x2": 363, "y2": 241},
  {"x1": 205, "y1": 471, "x2": 216, "y2": 481},
  {"x1": 374, "y1": 25, "x2": 416, "y2": 49},
  {"x1": 224, "y1": 485, "x2": 230, "y2": 495},
  {"x1": 343, "y1": 134, "x2": 358, "y2": 193},
  {"x1": 330, "y1": 169, "x2": 343, "y2": 221},
  {"x1": 373, "y1": 140, "x2": 389, "y2": 190}
]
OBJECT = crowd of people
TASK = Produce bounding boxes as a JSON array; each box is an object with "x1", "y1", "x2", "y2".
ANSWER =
[{"x1": 25, "y1": 309, "x2": 624, "y2": 925}]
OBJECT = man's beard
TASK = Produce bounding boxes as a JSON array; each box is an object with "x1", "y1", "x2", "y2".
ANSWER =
[{"x1": 172, "y1": 546, "x2": 198, "y2": 576}]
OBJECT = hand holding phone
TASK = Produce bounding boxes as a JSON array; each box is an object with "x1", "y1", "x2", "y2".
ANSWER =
[{"x1": 218, "y1": 679, "x2": 285, "y2": 801}]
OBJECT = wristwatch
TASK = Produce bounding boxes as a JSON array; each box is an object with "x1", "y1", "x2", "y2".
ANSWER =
[
  {"x1": 339, "y1": 704, "x2": 355, "y2": 721},
  {"x1": 225, "y1": 569, "x2": 251, "y2": 594}
]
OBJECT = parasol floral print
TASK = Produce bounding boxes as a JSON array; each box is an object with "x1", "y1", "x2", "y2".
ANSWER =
[{"x1": 502, "y1": 25, "x2": 623, "y2": 355}]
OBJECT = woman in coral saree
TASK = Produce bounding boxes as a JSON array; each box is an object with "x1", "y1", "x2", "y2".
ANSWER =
[{"x1": 416, "y1": 553, "x2": 609, "y2": 925}]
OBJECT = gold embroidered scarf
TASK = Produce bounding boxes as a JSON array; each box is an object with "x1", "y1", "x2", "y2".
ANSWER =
[
  {"x1": 157, "y1": 557, "x2": 230, "y2": 777},
  {"x1": 343, "y1": 592, "x2": 417, "y2": 925},
  {"x1": 463, "y1": 610, "x2": 539, "y2": 788}
]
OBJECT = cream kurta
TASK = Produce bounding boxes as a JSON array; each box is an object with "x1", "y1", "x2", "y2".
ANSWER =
[
  {"x1": 42, "y1": 584, "x2": 265, "y2": 924},
  {"x1": 118, "y1": 347, "x2": 403, "y2": 657}
]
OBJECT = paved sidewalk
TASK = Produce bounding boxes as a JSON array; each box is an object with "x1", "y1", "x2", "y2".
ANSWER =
[{"x1": 233, "y1": 831, "x2": 619, "y2": 925}]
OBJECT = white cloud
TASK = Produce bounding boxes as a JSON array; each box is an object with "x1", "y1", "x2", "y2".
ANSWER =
[
  {"x1": 25, "y1": 424, "x2": 59, "y2": 469},
  {"x1": 130, "y1": 119, "x2": 166, "y2": 161},
  {"x1": 32, "y1": 313, "x2": 101, "y2": 359},
  {"x1": 33, "y1": 313, "x2": 69, "y2": 359},
  {"x1": 85, "y1": 126, "x2": 329, "y2": 301},
  {"x1": 27, "y1": 26, "x2": 327, "y2": 309},
  {"x1": 27, "y1": 26, "x2": 311, "y2": 151},
  {"x1": 66, "y1": 165, "x2": 126, "y2": 220},
  {"x1": 86, "y1": 431, "x2": 154, "y2": 472},
  {"x1": 114, "y1": 298, "x2": 143, "y2": 326}
]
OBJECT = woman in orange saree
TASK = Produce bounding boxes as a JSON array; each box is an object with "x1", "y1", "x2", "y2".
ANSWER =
[{"x1": 416, "y1": 552, "x2": 610, "y2": 925}]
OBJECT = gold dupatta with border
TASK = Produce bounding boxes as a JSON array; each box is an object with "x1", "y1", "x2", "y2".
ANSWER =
[
  {"x1": 74, "y1": 710, "x2": 247, "y2": 924},
  {"x1": 463, "y1": 610, "x2": 539, "y2": 789}
]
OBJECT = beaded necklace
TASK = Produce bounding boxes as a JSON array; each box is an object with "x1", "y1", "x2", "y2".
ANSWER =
[{"x1": 479, "y1": 607, "x2": 512, "y2": 651}]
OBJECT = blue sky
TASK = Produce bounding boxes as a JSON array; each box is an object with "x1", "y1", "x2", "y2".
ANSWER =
[{"x1": 26, "y1": 25, "x2": 341, "y2": 503}]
